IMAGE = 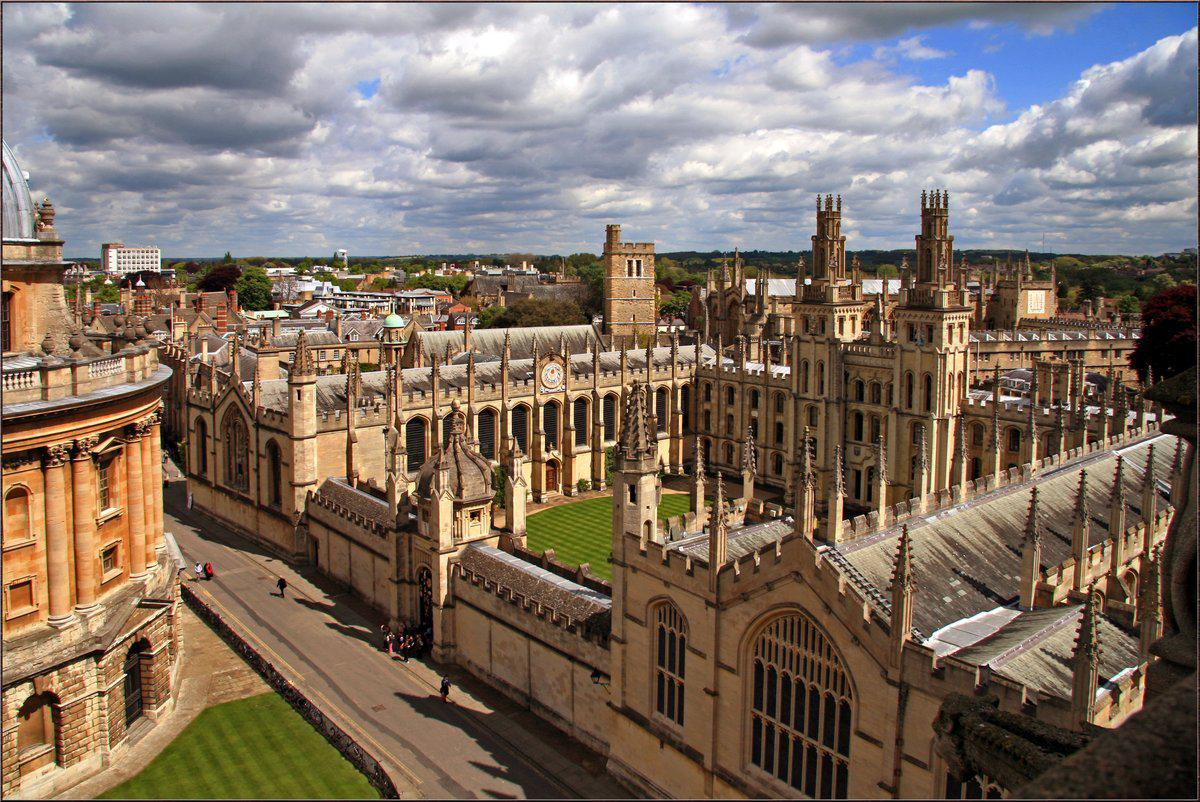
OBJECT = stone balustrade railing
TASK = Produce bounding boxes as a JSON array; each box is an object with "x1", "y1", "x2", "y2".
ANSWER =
[{"x1": 1, "y1": 345, "x2": 160, "y2": 407}]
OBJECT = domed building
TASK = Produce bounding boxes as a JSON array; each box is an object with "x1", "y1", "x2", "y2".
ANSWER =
[{"x1": 1, "y1": 141, "x2": 179, "y2": 798}]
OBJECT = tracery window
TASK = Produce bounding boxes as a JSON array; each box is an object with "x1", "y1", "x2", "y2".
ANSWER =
[
  {"x1": 904, "y1": 372, "x2": 914, "y2": 410},
  {"x1": 194, "y1": 419, "x2": 208, "y2": 478},
  {"x1": 656, "y1": 388, "x2": 669, "y2": 433},
  {"x1": 853, "y1": 381, "x2": 864, "y2": 402},
  {"x1": 573, "y1": 398, "x2": 588, "y2": 447},
  {"x1": 543, "y1": 402, "x2": 559, "y2": 451},
  {"x1": 222, "y1": 410, "x2": 250, "y2": 491},
  {"x1": 870, "y1": 382, "x2": 881, "y2": 404},
  {"x1": 750, "y1": 390, "x2": 760, "y2": 410},
  {"x1": 923, "y1": 373, "x2": 934, "y2": 412},
  {"x1": 726, "y1": 386, "x2": 736, "y2": 406},
  {"x1": 1007, "y1": 428, "x2": 1021, "y2": 453},
  {"x1": 406, "y1": 418, "x2": 427, "y2": 471},
  {"x1": 749, "y1": 613, "x2": 853, "y2": 799},
  {"x1": 603, "y1": 395, "x2": 617, "y2": 442},
  {"x1": 945, "y1": 771, "x2": 1005, "y2": 799},
  {"x1": 511, "y1": 405, "x2": 529, "y2": 454},
  {"x1": 477, "y1": 408, "x2": 497, "y2": 459},
  {"x1": 681, "y1": 385, "x2": 691, "y2": 430},
  {"x1": 653, "y1": 602, "x2": 687, "y2": 726}
]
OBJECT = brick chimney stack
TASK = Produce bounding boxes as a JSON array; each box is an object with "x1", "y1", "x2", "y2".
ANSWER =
[
  {"x1": 215, "y1": 302, "x2": 228, "y2": 333},
  {"x1": 228, "y1": 288, "x2": 239, "y2": 313},
  {"x1": 134, "y1": 291, "x2": 151, "y2": 317}
]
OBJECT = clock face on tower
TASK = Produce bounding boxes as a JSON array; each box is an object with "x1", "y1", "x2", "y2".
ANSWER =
[{"x1": 540, "y1": 361, "x2": 564, "y2": 392}]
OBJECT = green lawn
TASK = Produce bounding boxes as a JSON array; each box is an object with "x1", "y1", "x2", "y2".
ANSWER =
[
  {"x1": 526, "y1": 492, "x2": 697, "y2": 581},
  {"x1": 100, "y1": 692, "x2": 379, "y2": 800}
]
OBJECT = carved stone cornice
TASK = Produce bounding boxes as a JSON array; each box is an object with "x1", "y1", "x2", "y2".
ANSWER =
[
  {"x1": 73, "y1": 436, "x2": 100, "y2": 459},
  {"x1": 2, "y1": 452, "x2": 41, "y2": 472}
]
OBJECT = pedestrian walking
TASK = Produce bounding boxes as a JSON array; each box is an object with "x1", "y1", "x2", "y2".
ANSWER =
[
  {"x1": 203, "y1": 561, "x2": 214, "y2": 581},
  {"x1": 439, "y1": 676, "x2": 452, "y2": 703},
  {"x1": 275, "y1": 577, "x2": 287, "y2": 597},
  {"x1": 193, "y1": 562, "x2": 204, "y2": 582},
  {"x1": 381, "y1": 624, "x2": 392, "y2": 654}
]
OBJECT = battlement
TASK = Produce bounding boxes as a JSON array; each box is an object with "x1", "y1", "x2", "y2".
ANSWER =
[{"x1": 920, "y1": 188, "x2": 949, "y2": 212}]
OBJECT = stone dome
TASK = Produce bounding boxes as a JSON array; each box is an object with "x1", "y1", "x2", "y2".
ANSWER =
[
  {"x1": 382, "y1": 313, "x2": 404, "y2": 329},
  {"x1": 416, "y1": 401, "x2": 493, "y2": 503},
  {"x1": 2, "y1": 140, "x2": 37, "y2": 241}
]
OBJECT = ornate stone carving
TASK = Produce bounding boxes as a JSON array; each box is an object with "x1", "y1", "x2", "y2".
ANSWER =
[
  {"x1": 35, "y1": 197, "x2": 55, "y2": 231},
  {"x1": 44, "y1": 443, "x2": 71, "y2": 467},
  {"x1": 73, "y1": 436, "x2": 100, "y2": 458}
]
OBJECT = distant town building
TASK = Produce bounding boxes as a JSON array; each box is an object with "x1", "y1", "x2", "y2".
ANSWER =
[{"x1": 101, "y1": 242, "x2": 162, "y2": 275}]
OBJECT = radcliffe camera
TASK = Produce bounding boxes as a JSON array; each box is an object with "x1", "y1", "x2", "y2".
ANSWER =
[{"x1": 1, "y1": 3, "x2": 1197, "y2": 801}]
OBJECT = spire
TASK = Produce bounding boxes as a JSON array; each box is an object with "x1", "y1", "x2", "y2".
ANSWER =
[
  {"x1": 794, "y1": 427, "x2": 817, "y2": 541},
  {"x1": 692, "y1": 436, "x2": 708, "y2": 529},
  {"x1": 345, "y1": 351, "x2": 360, "y2": 487},
  {"x1": 1019, "y1": 486, "x2": 1043, "y2": 609},
  {"x1": 291, "y1": 328, "x2": 315, "y2": 378},
  {"x1": 1071, "y1": 589, "x2": 1103, "y2": 727},
  {"x1": 1138, "y1": 546, "x2": 1162, "y2": 660},
  {"x1": 889, "y1": 525, "x2": 916, "y2": 667},
  {"x1": 1109, "y1": 454, "x2": 1127, "y2": 539},
  {"x1": 1071, "y1": 469, "x2": 1090, "y2": 590},
  {"x1": 873, "y1": 432, "x2": 888, "y2": 511},
  {"x1": 1141, "y1": 443, "x2": 1159, "y2": 529},
  {"x1": 913, "y1": 427, "x2": 930, "y2": 508},
  {"x1": 825, "y1": 445, "x2": 845, "y2": 543},
  {"x1": 709, "y1": 472, "x2": 729, "y2": 589},
  {"x1": 617, "y1": 382, "x2": 656, "y2": 462}
]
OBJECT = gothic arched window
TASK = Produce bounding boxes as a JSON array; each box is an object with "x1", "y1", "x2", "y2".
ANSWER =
[
  {"x1": 807, "y1": 405, "x2": 818, "y2": 427},
  {"x1": 923, "y1": 373, "x2": 933, "y2": 412},
  {"x1": 750, "y1": 390, "x2": 760, "y2": 410},
  {"x1": 543, "y1": 402, "x2": 559, "y2": 451},
  {"x1": 971, "y1": 423, "x2": 985, "y2": 447},
  {"x1": 773, "y1": 453, "x2": 784, "y2": 475},
  {"x1": 511, "y1": 405, "x2": 530, "y2": 454},
  {"x1": 801, "y1": 361, "x2": 810, "y2": 394},
  {"x1": 853, "y1": 381, "x2": 864, "y2": 402},
  {"x1": 656, "y1": 388, "x2": 669, "y2": 433},
  {"x1": 726, "y1": 386, "x2": 736, "y2": 406},
  {"x1": 222, "y1": 410, "x2": 249, "y2": 491},
  {"x1": 816, "y1": 362, "x2": 825, "y2": 395},
  {"x1": 749, "y1": 612, "x2": 853, "y2": 798},
  {"x1": 603, "y1": 394, "x2": 617, "y2": 442},
  {"x1": 477, "y1": 408, "x2": 497, "y2": 459},
  {"x1": 681, "y1": 385, "x2": 692, "y2": 430},
  {"x1": 904, "y1": 372, "x2": 914, "y2": 410},
  {"x1": 853, "y1": 413, "x2": 864, "y2": 442},
  {"x1": 1007, "y1": 427, "x2": 1021, "y2": 453},
  {"x1": 869, "y1": 382, "x2": 881, "y2": 404},
  {"x1": 573, "y1": 398, "x2": 588, "y2": 447},
  {"x1": 266, "y1": 440, "x2": 283, "y2": 508},
  {"x1": 653, "y1": 602, "x2": 687, "y2": 726},
  {"x1": 406, "y1": 418, "x2": 427, "y2": 471},
  {"x1": 775, "y1": 393, "x2": 786, "y2": 415}
]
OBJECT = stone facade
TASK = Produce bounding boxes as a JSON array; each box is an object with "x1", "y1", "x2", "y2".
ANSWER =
[
  {"x1": 603, "y1": 224, "x2": 658, "y2": 347},
  {"x1": 1, "y1": 142, "x2": 179, "y2": 799}
]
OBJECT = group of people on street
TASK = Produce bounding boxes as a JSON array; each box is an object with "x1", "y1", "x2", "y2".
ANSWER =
[
  {"x1": 380, "y1": 622, "x2": 433, "y2": 663},
  {"x1": 193, "y1": 561, "x2": 215, "y2": 581}
]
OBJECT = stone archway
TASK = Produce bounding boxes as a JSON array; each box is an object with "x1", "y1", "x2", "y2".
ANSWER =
[{"x1": 545, "y1": 460, "x2": 560, "y2": 494}]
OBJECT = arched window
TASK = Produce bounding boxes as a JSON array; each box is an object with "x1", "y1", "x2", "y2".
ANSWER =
[
  {"x1": 749, "y1": 612, "x2": 853, "y2": 798},
  {"x1": 911, "y1": 423, "x2": 925, "y2": 445},
  {"x1": 871, "y1": 416, "x2": 881, "y2": 443},
  {"x1": 543, "y1": 402, "x2": 559, "y2": 451},
  {"x1": 194, "y1": 418, "x2": 208, "y2": 478},
  {"x1": 774, "y1": 421, "x2": 784, "y2": 445},
  {"x1": 1, "y1": 290, "x2": 12, "y2": 352},
  {"x1": 603, "y1": 395, "x2": 617, "y2": 442},
  {"x1": 477, "y1": 408, "x2": 497, "y2": 459},
  {"x1": 775, "y1": 393, "x2": 786, "y2": 414},
  {"x1": 970, "y1": 457, "x2": 982, "y2": 480},
  {"x1": 853, "y1": 381, "x2": 864, "y2": 402},
  {"x1": 869, "y1": 382, "x2": 881, "y2": 404},
  {"x1": 725, "y1": 443, "x2": 735, "y2": 464},
  {"x1": 773, "y1": 453, "x2": 784, "y2": 476},
  {"x1": 442, "y1": 415, "x2": 454, "y2": 446},
  {"x1": 656, "y1": 388, "x2": 669, "y2": 433},
  {"x1": 726, "y1": 386, "x2": 736, "y2": 406},
  {"x1": 681, "y1": 385, "x2": 692, "y2": 430},
  {"x1": 807, "y1": 406, "x2": 818, "y2": 427},
  {"x1": 886, "y1": 383, "x2": 893, "y2": 406},
  {"x1": 17, "y1": 692, "x2": 59, "y2": 773},
  {"x1": 853, "y1": 413, "x2": 864, "y2": 442},
  {"x1": 122, "y1": 640, "x2": 149, "y2": 730},
  {"x1": 4, "y1": 486, "x2": 31, "y2": 544},
  {"x1": 222, "y1": 410, "x2": 249, "y2": 491},
  {"x1": 266, "y1": 441, "x2": 283, "y2": 508},
  {"x1": 816, "y1": 362, "x2": 825, "y2": 395},
  {"x1": 573, "y1": 398, "x2": 588, "y2": 447},
  {"x1": 1007, "y1": 428, "x2": 1021, "y2": 453},
  {"x1": 704, "y1": 410, "x2": 712, "y2": 430},
  {"x1": 971, "y1": 423, "x2": 985, "y2": 447},
  {"x1": 726, "y1": 414, "x2": 735, "y2": 435},
  {"x1": 904, "y1": 372, "x2": 914, "y2": 410},
  {"x1": 703, "y1": 382, "x2": 712, "y2": 402},
  {"x1": 750, "y1": 390, "x2": 760, "y2": 410},
  {"x1": 653, "y1": 602, "x2": 687, "y2": 726},
  {"x1": 923, "y1": 373, "x2": 933, "y2": 412},
  {"x1": 511, "y1": 405, "x2": 530, "y2": 454},
  {"x1": 800, "y1": 361, "x2": 810, "y2": 393},
  {"x1": 703, "y1": 438, "x2": 712, "y2": 466},
  {"x1": 406, "y1": 418, "x2": 427, "y2": 471}
]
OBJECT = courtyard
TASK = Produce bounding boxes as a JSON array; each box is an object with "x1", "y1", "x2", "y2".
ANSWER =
[{"x1": 525, "y1": 491, "x2": 698, "y2": 580}]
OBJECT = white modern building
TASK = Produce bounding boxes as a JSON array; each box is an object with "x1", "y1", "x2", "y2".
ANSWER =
[
  {"x1": 101, "y1": 242, "x2": 161, "y2": 275},
  {"x1": 335, "y1": 248, "x2": 348, "y2": 266}
]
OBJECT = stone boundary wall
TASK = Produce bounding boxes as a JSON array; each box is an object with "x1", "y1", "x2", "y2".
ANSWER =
[{"x1": 180, "y1": 583, "x2": 400, "y2": 799}]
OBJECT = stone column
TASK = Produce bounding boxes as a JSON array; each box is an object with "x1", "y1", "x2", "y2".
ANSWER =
[
  {"x1": 149, "y1": 414, "x2": 165, "y2": 552},
  {"x1": 139, "y1": 419, "x2": 157, "y2": 570},
  {"x1": 43, "y1": 444, "x2": 75, "y2": 626},
  {"x1": 72, "y1": 436, "x2": 100, "y2": 614},
  {"x1": 125, "y1": 429, "x2": 148, "y2": 580}
]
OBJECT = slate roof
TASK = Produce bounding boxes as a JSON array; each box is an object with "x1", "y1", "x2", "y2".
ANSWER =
[
  {"x1": 670, "y1": 519, "x2": 792, "y2": 565},
  {"x1": 413, "y1": 324, "x2": 600, "y2": 362},
  {"x1": 831, "y1": 433, "x2": 1176, "y2": 638},
  {"x1": 313, "y1": 477, "x2": 392, "y2": 526},
  {"x1": 457, "y1": 544, "x2": 611, "y2": 639}
]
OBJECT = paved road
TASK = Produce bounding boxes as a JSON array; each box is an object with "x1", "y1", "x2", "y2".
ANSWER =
[{"x1": 164, "y1": 479, "x2": 629, "y2": 800}]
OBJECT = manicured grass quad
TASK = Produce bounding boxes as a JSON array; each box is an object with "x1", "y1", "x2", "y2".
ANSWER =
[
  {"x1": 526, "y1": 493, "x2": 695, "y2": 581},
  {"x1": 100, "y1": 692, "x2": 378, "y2": 800}
]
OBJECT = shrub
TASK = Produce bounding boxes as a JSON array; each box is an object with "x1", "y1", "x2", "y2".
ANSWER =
[{"x1": 577, "y1": 479, "x2": 591, "y2": 494}]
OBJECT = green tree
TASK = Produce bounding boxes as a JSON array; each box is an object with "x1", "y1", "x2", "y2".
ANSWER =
[
  {"x1": 1146, "y1": 273, "x2": 1177, "y2": 297},
  {"x1": 223, "y1": 251, "x2": 233, "y2": 262},
  {"x1": 659, "y1": 288, "x2": 692, "y2": 319},
  {"x1": 1115, "y1": 294, "x2": 1140, "y2": 315},
  {"x1": 198, "y1": 264, "x2": 242, "y2": 292},
  {"x1": 234, "y1": 266, "x2": 273, "y2": 311},
  {"x1": 476, "y1": 298, "x2": 587, "y2": 328},
  {"x1": 875, "y1": 264, "x2": 898, "y2": 278}
]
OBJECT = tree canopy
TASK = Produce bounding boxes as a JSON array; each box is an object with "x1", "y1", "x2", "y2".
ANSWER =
[
  {"x1": 198, "y1": 263, "x2": 242, "y2": 292},
  {"x1": 1130, "y1": 284, "x2": 1197, "y2": 384},
  {"x1": 234, "y1": 266, "x2": 273, "y2": 311},
  {"x1": 476, "y1": 298, "x2": 587, "y2": 329}
]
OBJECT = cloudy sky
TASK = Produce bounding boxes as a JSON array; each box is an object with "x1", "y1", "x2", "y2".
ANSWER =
[{"x1": 3, "y1": 3, "x2": 1196, "y2": 258}]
